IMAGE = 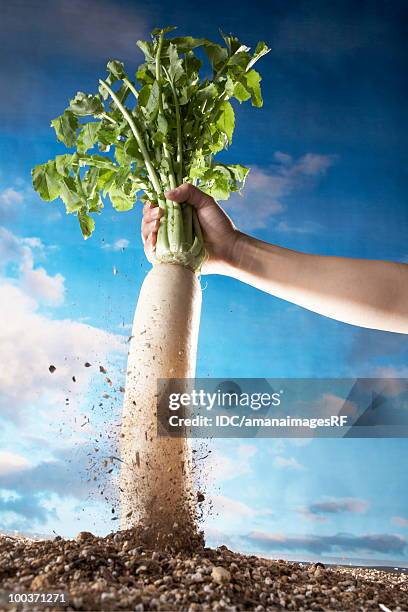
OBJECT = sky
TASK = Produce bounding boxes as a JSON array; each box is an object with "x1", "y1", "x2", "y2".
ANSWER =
[{"x1": 0, "y1": 0, "x2": 407, "y2": 566}]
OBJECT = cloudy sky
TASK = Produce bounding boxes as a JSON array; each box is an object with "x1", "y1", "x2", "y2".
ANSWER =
[{"x1": 0, "y1": 0, "x2": 407, "y2": 565}]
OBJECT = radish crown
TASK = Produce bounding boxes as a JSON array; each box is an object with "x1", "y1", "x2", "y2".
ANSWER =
[{"x1": 32, "y1": 27, "x2": 270, "y2": 270}]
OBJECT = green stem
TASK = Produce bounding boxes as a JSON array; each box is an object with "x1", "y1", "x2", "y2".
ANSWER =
[
  {"x1": 172, "y1": 82, "x2": 183, "y2": 185},
  {"x1": 155, "y1": 34, "x2": 177, "y2": 191},
  {"x1": 156, "y1": 216, "x2": 169, "y2": 257},
  {"x1": 100, "y1": 113, "x2": 117, "y2": 125},
  {"x1": 162, "y1": 66, "x2": 184, "y2": 186},
  {"x1": 98, "y1": 79, "x2": 163, "y2": 200},
  {"x1": 123, "y1": 78, "x2": 139, "y2": 101}
]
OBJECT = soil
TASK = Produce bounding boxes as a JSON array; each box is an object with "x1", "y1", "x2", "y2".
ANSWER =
[{"x1": 1, "y1": 532, "x2": 407, "y2": 611}]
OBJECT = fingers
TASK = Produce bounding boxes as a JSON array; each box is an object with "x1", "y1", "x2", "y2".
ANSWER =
[
  {"x1": 144, "y1": 233, "x2": 156, "y2": 262},
  {"x1": 142, "y1": 219, "x2": 160, "y2": 243},
  {"x1": 143, "y1": 201, "x2": 163, "y2": 222},
  {"x1": 141, "y1": 202, "x2": 163, "y2": 245},
  {"x1": 165, "y1": 183, "x2": 215, "y2": 209}
]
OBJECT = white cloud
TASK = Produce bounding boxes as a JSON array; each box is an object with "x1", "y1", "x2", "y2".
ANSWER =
[
  {"x1": 0, "y1": 189, "x2": 24, "y2": 221},
  {"x1": 212, "y1": 495, "x2": 273, "y2": 521},
  {"x1": 392, "y1": 516, "x2": 408, "y2": 528},
  {"x1": 0, "y1": 188, "x2": 23, "y2": 206},
  {"x1": 0, "y1": 227, "x2": 125, "y2": 423},
  {"x1": 0, "y1": 451, "x2": 30, "y2": 476},
  {"x1": 20, "y1": 250, "x2": 65, "y2": 306},
  {"x1": 225, "y1": 152, "x2": 336, "y2": 231},
  {"x1": 102, "y1": 238, "x2": 130, "y2": 251},
  {"x1": 274, "y1": 456, "x2": 305, "y2": 471},
  {"x1": 276, "y1": 220, "x2": 323, "y2": 234},
  {"x1": 0, "y1": 281, "x2": 124, "y2": 423},
  {"x1": 0, "y1": 226, "x2": 64, "y2": 305},
  {"x1": 206, "y1": 444, "x2": 257, "y2": 482}
]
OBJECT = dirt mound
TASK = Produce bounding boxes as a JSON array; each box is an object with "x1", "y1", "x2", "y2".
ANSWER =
[{"x1": 1, "y1": 532, "x2": 407, "y2": 611}]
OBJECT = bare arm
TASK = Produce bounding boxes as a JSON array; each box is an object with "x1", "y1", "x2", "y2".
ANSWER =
[
  {"x1": 142, "y1": 184, "x2": 408, "y2": 334},
  {"x1": 226, "y1": 233, "x2": 408, "y2": 333}
]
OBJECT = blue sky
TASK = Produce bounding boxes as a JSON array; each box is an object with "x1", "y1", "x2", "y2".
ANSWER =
[{"x1": 0, "y1": 0, "x2": 407, "y2": 565}]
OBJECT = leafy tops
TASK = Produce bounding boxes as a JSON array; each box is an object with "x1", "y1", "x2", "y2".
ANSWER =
[{"x1": 32, "y1": 27, "x2": 270, "y2": 252}]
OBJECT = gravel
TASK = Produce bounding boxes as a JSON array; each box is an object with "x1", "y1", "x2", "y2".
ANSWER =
[{"x1": 1, "y1": 532, "x2": 407, "y2": 611}]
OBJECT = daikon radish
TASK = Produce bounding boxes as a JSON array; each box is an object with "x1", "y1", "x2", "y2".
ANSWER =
[{"x1": 120, "y1": 264, "x2": 202, "y2": 548}]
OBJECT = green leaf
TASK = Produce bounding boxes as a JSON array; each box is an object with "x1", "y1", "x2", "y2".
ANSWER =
[
  {"x1": 183, "y1": 51, "x2": 202, "y2": 76},
  {"x1": 55, "y1": 154, "x2": 75, "y2": 177},
  {"x1": 136, "y1": 40, "x2": 155, "y2": 61},
  {"x1": 227, "y1": 50, "x2": 251, "y2": 69},
  {"x1": 204, "y1": 43, "x2": 228, "y2": 70},
  {"x1": 78, "y1": 154, "x2": 117, "y2": 170},
  {"x1": 97, "y1": 124, "x2": 119, "y2": 146},
  {"x1": 167, "y1": 43, "x2": 184, "y2": 82},
  {"x1": 246, "y1": 42, "x2": 271, "y2": 72},
  {"x1": 243, "y1": 70, "x2": 263, "y2": 107},
  {"x1": 107, "y1": 60, "x2": 126, "y2": 80},
  {"x1": 223, "y1": 75, "x2": 235, "y2": 99},
  {"x1": 114, "y1": 167, "x2": 131, "y2": 189},
  {"x1": 157, "y1": 113, "x2": 168, "y2": 135},
  {"x1": 69, "y1": 92, "x2": 104, "y2": 117},
  {"x1": 108, "y1": 186, "x2": 135, "y2": 211},
  {"x1": 59, "y1": 177, "x2": 83, "y2": 212},
  {"x1": 204, "y1": 174, "x2": 230, "y2": 200},
  {"x1": 82, "y1": 167, "x2": 99, "y2": 197},
  {"x1": 225, "y1": 164, "x2": 250, "y2": 183},
  {"x1": 151, "y1": 26, "x2": 177, "y2": 37},
  {"x1": 216, "y1": 101, "x2": 235, "y2": 143},
  {"x1": 171, "y1": 37, "x2": 210, "y2": 52},
  {"x1": 220, "y1": 31, "x2": 244, "y2": 56},
  {"x1": 136, "y1": 63, "x2": 154, "y2": 85},
  {"x1": 78, "y1": 209, "x2": 95, "y2": 239},
  {"x1": 77, "y1": 122, "x2": 100, "y2": 153},
  {"x1": 97, "y1": 169, "x2": 117, "y2": 191},
  {"x1": 88, "y1": 194, "x2": 103, "y2": 213},
  {"x1": 138, "y1": 84, "x2": 151, "y2": 108},
  {"x1": 32, "y1": 162, "x2": 62, "y2": 201},
  {"x1": 124, "y1": 138, "x2": 144, "y2": 163},
  {"x1": 196, "y1": 83, "x2": 217, "y2": 103},
  {"x1": 233, "y1": 80, "x2": 251, "y2": 103},
  {"x1": 51, "y1": 111, "x2": 78, "y2": 147},
  {"x1": 145, "y1": 80, "x2": 160, "y2": 116}
]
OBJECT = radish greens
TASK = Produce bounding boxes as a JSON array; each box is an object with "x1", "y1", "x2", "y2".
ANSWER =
[{"x1": 32, "y1": 27, "x2": 270, "y2": 270}]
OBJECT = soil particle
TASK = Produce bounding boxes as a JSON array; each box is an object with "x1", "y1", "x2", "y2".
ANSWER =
[{"x1": 1, "y1": 533, "x2": 407, "y2": 611}]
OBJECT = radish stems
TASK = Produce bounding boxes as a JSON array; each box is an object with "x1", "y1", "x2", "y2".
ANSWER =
[{"x1": 98, "y1": 79, "x2": 164, "y2": 202}]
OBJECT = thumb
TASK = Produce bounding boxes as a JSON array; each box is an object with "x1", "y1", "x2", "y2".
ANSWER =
[{"x1": 165, "y1": 183, "x2": 214, "y2": 210}]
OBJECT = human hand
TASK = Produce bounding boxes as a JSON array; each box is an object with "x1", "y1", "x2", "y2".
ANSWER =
[{"x1": 141, "y1": 183, "x2": 240, "y2": 274}]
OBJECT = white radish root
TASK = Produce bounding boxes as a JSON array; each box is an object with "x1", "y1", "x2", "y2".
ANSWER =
[{"x1": 120, "y1": 263, "x2": 202, "y2": 549}]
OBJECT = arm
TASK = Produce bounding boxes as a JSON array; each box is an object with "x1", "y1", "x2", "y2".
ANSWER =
[
  {"x1": 226, "y1": 233, "x2": 408, "y2": 333},
  {"x1": 142, "y1": 184, "x2": 408, "y2": 334}
]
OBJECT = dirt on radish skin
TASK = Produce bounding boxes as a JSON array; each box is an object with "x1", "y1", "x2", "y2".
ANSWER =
[{"x1": 120, "y1": 264, "x2": 203, "y2": 551}]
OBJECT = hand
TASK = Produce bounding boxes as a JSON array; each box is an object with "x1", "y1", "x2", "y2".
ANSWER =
[{"x1": 141, "y1": 183, "x2": 240, "y2": 274}]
